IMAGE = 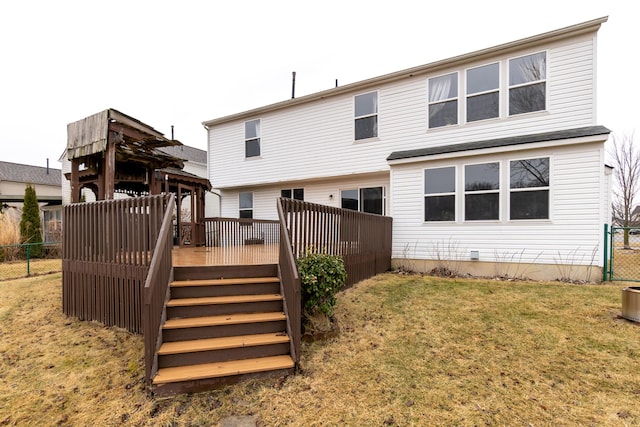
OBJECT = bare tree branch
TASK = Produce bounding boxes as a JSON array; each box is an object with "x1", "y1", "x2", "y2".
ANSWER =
[{"x1": 608, "y1": 131, "x2": 640, "y2": 248}]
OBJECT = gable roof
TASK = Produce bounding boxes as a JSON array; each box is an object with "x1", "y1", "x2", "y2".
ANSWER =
[
  {"x1": 0, "y1": 161, "x2": 61, "y2": 186},
  {"x1": 202, "y1": 16, "x2": 607, "y2": 127},
  {"x1": 386, "y1": 126, "x2": 611, "y2": 162}
]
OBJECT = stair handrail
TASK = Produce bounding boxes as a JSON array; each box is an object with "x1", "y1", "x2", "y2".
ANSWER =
[
  {"x1": 276, "y1": 198, "x2": 301, "y2": 364},
  {"x1": 142, "y1": 193, "x2": 176, "y2": 387}
]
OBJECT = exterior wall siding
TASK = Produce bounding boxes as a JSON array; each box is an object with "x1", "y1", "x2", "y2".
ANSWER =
[
  {"x1": 390, "y1": 142, "x2": 606, "y2": 269},
  {"x1": 219, "y1": 174, "x2": 390, "y2": 221},
  {"x1": 209, "y1": 33, "x2": 598, "y2": 190}
]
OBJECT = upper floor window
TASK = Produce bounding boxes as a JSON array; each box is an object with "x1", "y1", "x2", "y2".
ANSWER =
[
  {"x1": 354, "y1": 92, "x2": 378, "y2": 140},
  {"x1": 239, "y1": 192, "x2": 253, "y2": 219},
  {"x1": 341, "y1": 187, "x2": 384, "y2": 215},
  {"x1": 509, "y1": 52, "x2": 546, "y2": 115},
  {"x1": 466, "y1": 63, "x2": 499, "y2": 122},
  {"x1": 509, "y1": 157, "x2": 549, "y2": 220},
  {"x1": 465, "y1": 162, "x2": 500, "y2": 220},
  {"x1": 281, "y1": 188, "x2": 304, "y2": 201},
  {"x1": 428, "y1": 72, "x2": 458, "y2": 128},
  {"x1": 424, "y1": 167, "x2": 455, "y2": 221},
  {"x1": 244, "y1": 119, "x2": 261, "y2": 158}
]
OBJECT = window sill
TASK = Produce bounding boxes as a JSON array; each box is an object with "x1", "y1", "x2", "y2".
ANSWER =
[
  {"x1": 353, "y1": 136, "x2": 380, "y2": 144},
  {"x1": 244, "y1": 156, "x2": 262, "y2": 160}
]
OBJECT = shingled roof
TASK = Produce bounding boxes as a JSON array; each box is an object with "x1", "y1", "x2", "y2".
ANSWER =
[
  {"x1": 0, "y1": 161, "x2": 61, "y2": 186},
  {"x1": 159, "y1": 145, "x2": 207, "y2": 164},
  {"x1": 387, "y1": 126, "x2": 611, "y2": 162}
]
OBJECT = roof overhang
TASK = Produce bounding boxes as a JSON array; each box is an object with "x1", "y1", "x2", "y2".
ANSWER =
[
  {"x1": 0, "y1": 195, "x2": 62, "y2": 203},
  {"x1": 387, "y1": 126, "x2": 611, "y2": 165},
  {"x1": 202, "y1": 16, "x2": 608, "y2": 128}
]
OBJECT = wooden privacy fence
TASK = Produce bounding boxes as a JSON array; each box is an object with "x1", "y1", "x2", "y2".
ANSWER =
[
  {"x1": 278, "y1": 198, "x2": 393, "y2": 287},
  {"x1": 204, "y1": 217, "x2": 279, "y2": 246},
  {"x1": 62, "y1": 194, "x2": 173, "y2": 333}
]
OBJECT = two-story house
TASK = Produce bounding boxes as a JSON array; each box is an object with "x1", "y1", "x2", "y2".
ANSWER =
[{"x1": 203, "y1": 17, "x2": 611, "y2": 281}]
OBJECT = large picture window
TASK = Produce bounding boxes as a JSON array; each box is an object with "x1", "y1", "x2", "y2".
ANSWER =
[
  {"x1": 465, "y1": 162, "x2": 499, "y2": 220},
  {"x1": 244, "y1": 119, "x2": 261, "y2": 158},
  {"x1": 509, "y1": 52, "x2": 546, "y2": 115},
  {"x1": 509, "y1": 157, "x2": 549, "y2": 220},
  {"x1": 239, "y1": 192, "x2": 253, "y2": 219},
  {"x1": 466, "y1": 63, "x2": 499, "y2": 122},
  {"x1": 424, "y1": 167, "x2": 455, "y2": 221},
  {"x1": 428, "y1": 73, "x2": 458, "y2": 128},
  {"x1": 341, "y1": 187, "x2": 384, "y2": 215},
  {"x1": 354, "y1": 92, "x2": 378, "y2": 140}
]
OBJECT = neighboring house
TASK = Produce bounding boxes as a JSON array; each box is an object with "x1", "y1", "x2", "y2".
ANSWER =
[
  {"x1": 60, "y1": 139, "x2": 220, "y2": 217},
  {"x1": 203, "y1": 17, "x2": 611, "y2": 281},
  {"x1": 0, "y1": 160, "x2": 63, "y2": 242}
]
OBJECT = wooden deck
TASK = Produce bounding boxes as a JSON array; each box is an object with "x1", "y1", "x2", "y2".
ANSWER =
[{"x1": 172, "y1": 244, "x2": 279, "y2": 267}]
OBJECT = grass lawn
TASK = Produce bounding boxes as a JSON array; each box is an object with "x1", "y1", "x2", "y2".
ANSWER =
[{"x1": 1, "y1": 273, "x2": 639, "y2": 426}]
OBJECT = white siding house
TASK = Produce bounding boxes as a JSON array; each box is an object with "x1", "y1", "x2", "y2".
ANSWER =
[{"x1": 204, "y1": 17, "x2": 611, "y2": 281}]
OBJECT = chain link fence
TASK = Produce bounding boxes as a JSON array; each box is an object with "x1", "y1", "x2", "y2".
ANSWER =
[
  {"x1": 0, "y1": 242, "x2": 62, "y2": 281},
  {"x1": 604, "y1": 225, "x2": 640, "y2": 282}
]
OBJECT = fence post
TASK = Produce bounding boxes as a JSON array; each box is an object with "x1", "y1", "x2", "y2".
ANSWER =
[
  {"x1": 26, "y1": 244, "x2": 31, "y2": 277},
  {"x1": 603, "y1": 224, "x2": 608, "y2": 281}
]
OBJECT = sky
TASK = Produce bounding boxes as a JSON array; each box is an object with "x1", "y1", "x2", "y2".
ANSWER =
[{"x1": 0, "y1": 0, "x2": 636, "y2": 169}]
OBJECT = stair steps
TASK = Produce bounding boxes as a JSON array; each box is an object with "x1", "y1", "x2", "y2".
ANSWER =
[{"x1": 151, "y1": 267, "x2": 294, "y2": 395}]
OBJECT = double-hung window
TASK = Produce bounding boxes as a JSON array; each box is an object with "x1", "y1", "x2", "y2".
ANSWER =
[
  {"x1": 465, "y1": 162, "x2": 500, "y2": 220},
  {"x1": 424, "y1": 167, "x2": 455, "y2": 221},
  {"x1": 239, "y1": 192, "x2": 253, "y2": 219},
  {"x1": 341, "y1": 187, "x2": 384, "y2": 215},
  {"x1": 509, "y1": 52, "x2": 546, "y2": 115},
  {"x1": 466, "y1": 63, "x2": 499, "y2": 122},
  {"x1": 281, "y1": 188, "x2": 304, "y2": 201},
  {"x1": 244, "y1": 119, "x2": 261, "y2": 158},
  {"x1": 428, "y1": 72, "x2": 458, "y2": 128},
  {"x1": 509, "y1": 157, "x2": 549, "y2": 220},
  {"x1": 354, "y1": 92, "x2": 378, "y2": 140}
]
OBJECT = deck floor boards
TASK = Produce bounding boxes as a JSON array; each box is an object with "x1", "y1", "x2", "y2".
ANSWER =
[{"x1": 172, "y1": 244, "x2": 278, "y2": 267}]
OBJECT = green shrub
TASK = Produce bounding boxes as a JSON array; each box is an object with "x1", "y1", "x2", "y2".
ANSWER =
[
  {"x1": 296, "y1": 248, "x2": 347, "y2": 317},
  {"x1": 20, "y1": 185, "x2": 43, "y2": 258}
]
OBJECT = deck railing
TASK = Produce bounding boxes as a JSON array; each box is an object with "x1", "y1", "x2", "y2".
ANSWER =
[
  {"x1": 142, "y1": 195, "x2": 175, "y2": 386},
  {"x1": 204, "y1": 217, "x2": 279, "y2": 247},
  {"x1": 278, "y1": 198, "x2": 393, "y2": 287},
  {"x1": 62, "y1": 194, "x2": 173, "y2": 333},
  {"x1": 276, "y1": 200, "x2": 301, "y2": 364}
]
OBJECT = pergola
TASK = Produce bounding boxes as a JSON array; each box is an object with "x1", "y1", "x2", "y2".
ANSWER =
[{"x1": 66, "y1": 108, "x2": 211, "y2": 246}]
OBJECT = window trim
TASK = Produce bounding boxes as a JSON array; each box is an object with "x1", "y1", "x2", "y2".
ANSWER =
[
  {"x1": 508, "y1": 156, "x2": 551, "y2": 221},
  {"x1": 244, "y1": 119, "x2": 261, "y2": 158},
  {"x1": 508, "y1": 51, "x2": 547, "y2": 116},
  {"x1": 428, "y1": 71, "x2": 459, "y2": 129},
  {"x1": 465, "y1": 62, "x2": 500, "y2": 123},
  {"x1": 423, "y1": 166, "x2": 457, "y2": 222},
  {"x1": 354, "y1": 91, "x2": 378, "y2": 141},
  {"x1": 463, "y1": 161, "x2": 501, "y2": 222}
]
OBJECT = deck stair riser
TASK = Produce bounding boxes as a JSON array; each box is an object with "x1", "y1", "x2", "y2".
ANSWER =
[
  {"x1": 166, "y1": 294, "x2": 284, "y2": 318},
  {"x1": 151, "y1": 264, "x2": 294, "y2": 395},
  {"x1": 170, "y1": 277, "x2": 281, "y2": 299},
  {"x1": 158, "y1": 333, "x2": 291, "y2": 368}
]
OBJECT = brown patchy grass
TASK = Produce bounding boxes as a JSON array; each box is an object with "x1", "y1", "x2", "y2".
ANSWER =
[{"x1": 1, "y1": 273, "x2": 639, "y2": 426}]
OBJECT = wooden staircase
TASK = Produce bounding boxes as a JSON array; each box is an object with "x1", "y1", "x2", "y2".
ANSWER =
[{"x1": 152, "y1": 264, "x2": 295, "y2": 395}]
